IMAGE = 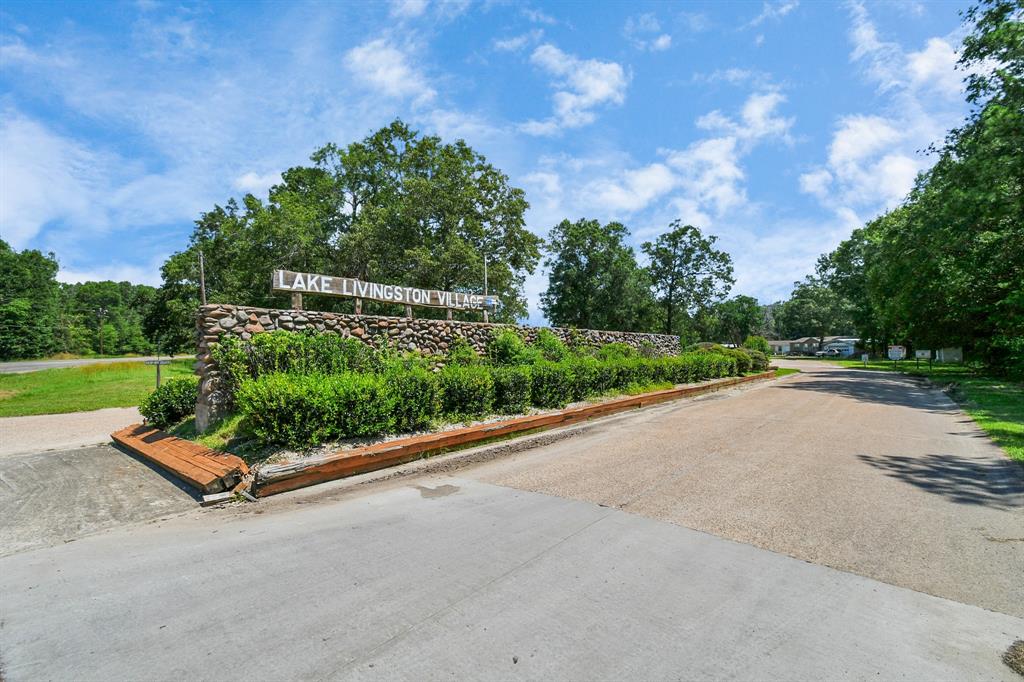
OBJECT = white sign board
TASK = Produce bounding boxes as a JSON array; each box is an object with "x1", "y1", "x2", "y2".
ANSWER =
[
  {"x1": 272, "y1": 270, "x2": 494, "y2": 310},
  {"x1": 861, "y1": 353, "x2": 869, "y2": 364},
  {"x1": 915, "y1": 350, "x2": 931, "y2": 360},
  {"x1": 888, "y1": 345, "x2": 906, "y2": 361}
]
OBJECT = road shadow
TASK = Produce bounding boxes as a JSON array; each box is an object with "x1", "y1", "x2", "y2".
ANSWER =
[
  {"x1": 857, "y1": 452, "x2": 1024, "y2": 509},
  {"x1": 775, "y1": 369, "x2": 958, "y2": 413}
]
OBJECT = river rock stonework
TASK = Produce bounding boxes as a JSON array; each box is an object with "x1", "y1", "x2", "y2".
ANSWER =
[{"x1": 194, "y1": 304, "x2": 680, "y2": 431}]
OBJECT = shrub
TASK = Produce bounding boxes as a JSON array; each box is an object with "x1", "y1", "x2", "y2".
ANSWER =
[
  {"x1": 743, "y1": 335, "x2": 771, "y2": 355},
  {"x1": 386, "y1": 366, "x2": 440, "y2": 432},
  {"x1": 439, "y1": 364, "x2": 494, "y2": 418},
  {"x1": 531, "y1": 361, "x2": 574, "y2": 408},
  {"x1": 236, "y1": 372, "x2": 395, "y2": 448},
  {"x1": 745, "y1": 349, "x2": 769, "y2": 372},
  {"x1": 567, "y1": 356, "x2": 602, "y2": 400},
  {"x1": 595, "y1": 342, "x2": 637, "y2": 361},
  {"x1": 487, "y1": 329, "x2": 529, "y2": 365},
  {"x1": 447, "y1": 336, "x2": 481, "y2": 366},
  {"x1": 491, "y1": 365, "x2": 532, "y2": 413},
  {"x1": 211, "y1": 331, "x2": 383, "y2": 401},
  {"x1": 140, "y1": 377, "x2": 198, "y2": 429},
  {"x1": 532, "y1": 329, "x2": 569, "y2": 362}
]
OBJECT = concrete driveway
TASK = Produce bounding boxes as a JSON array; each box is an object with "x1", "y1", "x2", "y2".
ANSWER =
[
  {"x1": 471, "y1": 359, "x2": 1024, "y2": 617},
  {"x1": 0, "y1": 363, "x2": 1021, "y2": 680}
]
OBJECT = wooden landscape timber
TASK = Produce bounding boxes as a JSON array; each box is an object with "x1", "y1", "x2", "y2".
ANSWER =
[
  {"x1": 111, "y1": 424, "x2": 249, "y2": 495},
  {"x1": 252, "y1": 370, "x2": 777, "y2": 498}
]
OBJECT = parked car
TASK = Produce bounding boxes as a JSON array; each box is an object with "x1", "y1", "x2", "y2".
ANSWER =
[{"x1": 815, "y1": 348, "x2": 842, "y2": 357}]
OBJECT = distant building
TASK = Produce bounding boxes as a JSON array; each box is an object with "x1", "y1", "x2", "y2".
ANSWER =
[{"x1": 768, "y1": 336, "x2": 860, "y2": 356}]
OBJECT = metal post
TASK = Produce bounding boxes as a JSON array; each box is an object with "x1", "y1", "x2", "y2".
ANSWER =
[
  {"x1": 198, "y1": 250, "x2": 207, "y2": 306},
  {"x1": 483, "y1": 255, "x2": 489, "y2": 323}
]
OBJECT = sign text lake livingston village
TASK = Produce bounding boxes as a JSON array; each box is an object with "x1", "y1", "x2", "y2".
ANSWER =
[{"x1": 272, "y1": 269, "x2": 493, "y2": 311}]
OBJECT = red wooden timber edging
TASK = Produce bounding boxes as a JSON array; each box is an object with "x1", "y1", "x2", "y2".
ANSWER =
[
  {"x1": 111, "y1": 424, "x2": 249, "y2": 495},
  {"x1": 252, "y1": 370, "x2": 777, "y2": 498}
]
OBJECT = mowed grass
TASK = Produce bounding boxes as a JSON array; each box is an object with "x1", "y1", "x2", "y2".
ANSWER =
[
  {"x1": 816, "y1": 358, "x2": 1024, "y2": 462},
  {"x1": 0, "y1": 360, "x2": 194, "y2": 417}
]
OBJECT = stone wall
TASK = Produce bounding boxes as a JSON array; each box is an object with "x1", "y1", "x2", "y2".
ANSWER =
[{"x1": 194, "y1": 304, "x2": 680, "y2": 431}]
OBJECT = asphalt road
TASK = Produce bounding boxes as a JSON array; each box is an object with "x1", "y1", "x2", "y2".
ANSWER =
[
  {"x1": 0, "y1": 362, "x2": 1021, "y2": 680},
  {"x1": 0, "y1": 355, "x2": 182, "y2": 374}
]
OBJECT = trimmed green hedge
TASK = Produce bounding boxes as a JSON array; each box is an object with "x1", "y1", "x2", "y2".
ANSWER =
[{"x1": 221, "y1": 330, "x2": 749, "y2": 448}]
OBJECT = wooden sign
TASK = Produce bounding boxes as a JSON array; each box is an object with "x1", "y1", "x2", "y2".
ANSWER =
[{"x1": 272, "y1": 270, "x2": 493, "y2": 310}]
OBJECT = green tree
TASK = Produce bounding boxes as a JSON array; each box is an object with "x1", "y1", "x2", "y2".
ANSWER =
[
  {"x1": 0, "y1": 240, "x2": 61, "y2": 360},
  {"x1": 712, "y1": 295, "x2": 763, "y2": 345},
  {"x1": 641, "y1": 221, "x2": 734, "y2": 337},
  {"x1": 816, "y1": 0, "x2": 1023, "y2": 370},
  {"x1": 540, "y1": 219, "x2": 657, "y2": 331},
  {"x1": 158, "y1": 120, "x2": 542, "y2": 346}
]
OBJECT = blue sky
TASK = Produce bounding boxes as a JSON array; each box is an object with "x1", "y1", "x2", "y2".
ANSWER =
[{"x1": 1, "y1": 0, "x2": 971, "y2": 324}]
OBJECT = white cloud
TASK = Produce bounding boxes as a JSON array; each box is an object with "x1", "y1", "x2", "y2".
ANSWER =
[
  {"x1": 390, "y1": 0, "x2": 428, "y2": 18},
  {"x1": 522, "y1": 8, "x2": 556, "y2": 25},
  {"x1": 343, "y1": 39, "x2": 436, "y2": 104},
  {"x1": 745, "y1": 1, "x2": 799, "y2": 29},
  {"x1": 0, "y1": 114, "x2": 102, "y2": 247},
  {"x1": 493, "y1": 29, "x2": 543, "y2": 52},
  {"x1": 521, "y1": 44, "x2": 629, "y2": 134},
  {"x1": 623, "y1": 13, "x2": 672, "y2": 51},
  {"x1": 798, "y1": 168, "x2": 832, "y2": 199},
  {"x1": 585, "y1": 163, "x2": 677, "y2": 213},
  {"x1": 233, "y1": 171, "x2": 282, "y2": 196},
  {"x1": 803, "y1": 4, "x2": 968, "y2": 219},
  {"x1": 57, "y1": 259, "x2": 165, "y2": 287},
  {"x1": 907, "y1": 37, "x2": 962, "y2": 97}
]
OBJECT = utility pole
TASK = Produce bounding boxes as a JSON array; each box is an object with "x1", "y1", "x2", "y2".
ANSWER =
[
  {"x1": 97, "y1": 307, "x2": 107, "y2": 356},
  {"x1": 198, "y1": 250, "x2": 208, "y2": 305}
]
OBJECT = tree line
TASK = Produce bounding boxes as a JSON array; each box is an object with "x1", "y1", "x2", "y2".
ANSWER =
[{"x1": 0, "y1": 241, "x2": 162, "y2": 358}]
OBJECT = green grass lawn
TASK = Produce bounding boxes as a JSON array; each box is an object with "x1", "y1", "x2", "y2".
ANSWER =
[
  {"x1": 814, "y1": 358, "x2": 1024, "y2": 462},
  {"x1": 0, "y1": 360, "x2": 195, "y2": 417},
  {"x1": 774, "y1": 367, "x2": 800, "y2": 377}
]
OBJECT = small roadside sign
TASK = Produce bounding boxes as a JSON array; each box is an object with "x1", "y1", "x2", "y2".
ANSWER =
[
  {"x1": 861, "y1": 353, "x2": 869, "y2": 366},
  {"x1": 145, "y1": 357, "x2": 175, "y2": 387},
  {"x1": 915, "y1": 349, "x2": 931, "y2": 369},
  {"x1": 887, "y1": 345, "x2": 906, "y2": 361}
]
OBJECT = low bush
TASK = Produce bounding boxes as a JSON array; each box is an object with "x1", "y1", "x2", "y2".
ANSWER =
[
  {"x1": 745, "y1": 349, "x2": 769, "y2": 372},
  {"x1": 531, "y1": 361, "x2": 574, "y2": 408},
  {"x1": 487, "y1": 329, "x2": 529, "y2": 366},
  {"x1": 439, "y1": 364, "x2": 494, "y2": 418},
  {"x1": 567, "y1": 356, "x2": 602, "y2": 400},
  {"x1": 447, "y1": 336, "x2": 481, "y2": 366},
  {"x1": 212, "y1": 331, "x2": 382, "y2": 401},
  {"x1": 491, "y1": 365, "x2": 532, "y2": 413},
  {"x1": 139, "y1": 376, "x2": 199, "y2": 428},
  {"x1": 236, "y1": 372, "x2": 395, "y2": 447},
  {"x1": 532, "y1": 329, "x2": 570, "y2": 362},
  {"x1": 595, "y1": 342, "x2": 636, "y2": 361},
  {"x1": 386, "y1": 366, "x2": 440, "y2": 432}
]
